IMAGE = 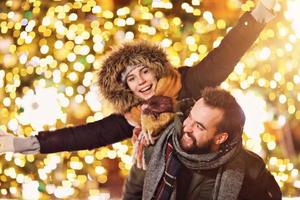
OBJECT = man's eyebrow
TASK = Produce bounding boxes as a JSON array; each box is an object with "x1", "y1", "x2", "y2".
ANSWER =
[{"x1": 190, "y1": 112, "x2": 207, "y2": 130}]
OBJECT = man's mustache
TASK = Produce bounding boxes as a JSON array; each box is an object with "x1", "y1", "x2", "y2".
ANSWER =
[{"x1": 181, "y1": 130, "x2": 196, "y2": 144}]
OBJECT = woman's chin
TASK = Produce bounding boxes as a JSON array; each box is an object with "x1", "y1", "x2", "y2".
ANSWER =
[{"x1": 139, "y1": 92, "x2": 155, "y2": 100}]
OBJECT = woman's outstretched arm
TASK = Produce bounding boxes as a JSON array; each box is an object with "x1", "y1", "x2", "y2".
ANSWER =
[{"x1": 0, "y1": 114, "x2": 134, "y2": 154}]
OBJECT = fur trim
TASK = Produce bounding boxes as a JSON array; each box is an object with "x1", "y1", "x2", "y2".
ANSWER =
[{"x1": 98, "y1": 41, "x2": 174, "y2": 113}]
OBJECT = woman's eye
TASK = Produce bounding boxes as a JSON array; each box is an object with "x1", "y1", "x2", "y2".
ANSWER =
[
  {"x1": 127, "y1": 77, "x2": 135, "y2": 82},
  {"x1": 142, "y1": 68, "x2": 149, "y2": 74}
]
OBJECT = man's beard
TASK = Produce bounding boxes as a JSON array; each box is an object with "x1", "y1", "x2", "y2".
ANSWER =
[{"x1": 179, "y1": 131, "x2": 213, "y2": 154}]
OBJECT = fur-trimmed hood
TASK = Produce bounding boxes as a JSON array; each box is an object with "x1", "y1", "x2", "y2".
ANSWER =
[{"x1": 98, "y1": 41, "x2": 174, "y2": 113}]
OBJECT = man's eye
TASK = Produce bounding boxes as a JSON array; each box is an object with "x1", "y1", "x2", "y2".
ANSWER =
[{"x1": 196, "y1": 124, "x2": 202, "y2": 130}]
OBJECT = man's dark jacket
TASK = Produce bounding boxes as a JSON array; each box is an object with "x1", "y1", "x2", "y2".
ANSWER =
[{"x1": 174, "y1": 150, "x2": 282, "y2": 200}]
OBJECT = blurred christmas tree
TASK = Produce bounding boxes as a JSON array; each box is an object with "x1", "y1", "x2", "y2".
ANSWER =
[{"x1": 0, "y1": 0, "x2": 299, "y2": 198}]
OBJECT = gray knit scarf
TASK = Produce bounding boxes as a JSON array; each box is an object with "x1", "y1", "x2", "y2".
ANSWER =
[{"x1": 143, "y1": 117, "x2": 245, "y2": 200}]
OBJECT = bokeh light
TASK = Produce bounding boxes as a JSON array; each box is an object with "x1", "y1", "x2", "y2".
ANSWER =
[{"x1": 0, "y1": 0, "x2": 299, "y2": 199}]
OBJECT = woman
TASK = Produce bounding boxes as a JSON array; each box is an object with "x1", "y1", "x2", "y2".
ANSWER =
[
  {"x1": 0, "y1": 3, "x2": 276, "y2": 198},
  {"x1": 0, "y1": 1, "x2": 274, "y2": 159},
  {"x1": 0, "y1": 9, "x2": 264, "y2": 153}
]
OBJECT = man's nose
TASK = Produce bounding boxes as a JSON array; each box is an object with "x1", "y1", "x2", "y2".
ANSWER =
[{"x1": 183, "y1": 120, "x2": 193, "y2": 132}]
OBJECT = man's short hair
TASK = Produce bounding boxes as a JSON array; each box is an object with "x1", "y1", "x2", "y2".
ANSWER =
[{"x1": 201, "y1": 87, "x2": 245, "y2": 144}]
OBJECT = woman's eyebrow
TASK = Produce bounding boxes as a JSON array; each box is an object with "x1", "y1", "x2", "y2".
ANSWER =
[{"x1": 139, "y1": 66, "x2": 148, "y2": 71}]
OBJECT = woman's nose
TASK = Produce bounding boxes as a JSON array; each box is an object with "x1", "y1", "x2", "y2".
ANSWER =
[{"x1": 137, "y1": 76, "x2": 146, "y2": 85}]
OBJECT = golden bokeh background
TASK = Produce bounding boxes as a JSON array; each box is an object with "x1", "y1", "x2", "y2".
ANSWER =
[{"x1": 0, "y1": 0, "x2": 299, "y2": 199}]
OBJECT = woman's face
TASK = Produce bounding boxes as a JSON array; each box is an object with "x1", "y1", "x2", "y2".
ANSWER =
[{"x1": 126, "y1": 66, "x2": 158, "y2": 100}]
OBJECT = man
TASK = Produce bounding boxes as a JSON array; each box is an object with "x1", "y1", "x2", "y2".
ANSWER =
[{"x1": 126, "y1": 88, "x2": 281, "y2": 200}]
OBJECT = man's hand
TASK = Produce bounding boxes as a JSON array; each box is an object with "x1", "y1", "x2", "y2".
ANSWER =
[{"x1": 0, "y1": 129, "x2": 15, "y2": 153}]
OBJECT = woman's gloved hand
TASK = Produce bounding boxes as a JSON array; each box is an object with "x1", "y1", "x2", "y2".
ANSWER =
[
  {"x1": 0, "y1": 129, "x2": 15, "y2": 153},
  {"x1": 251, "y1": 0, "x2": 277, "y2": 23},
  {"x1": 260, "y1": 0, "x2": 276, "y2": 10},
  {"x1": 0, "y1": 128, "x2": 41, "y2": 154}
]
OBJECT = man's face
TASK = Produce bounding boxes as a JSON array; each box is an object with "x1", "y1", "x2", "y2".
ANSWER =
[
  {"x1": 126, "y1": 66, "x2": 158, "y2": 100},
  {"x1": 180, "y1": 98, "x2": 225, "y2": 154}
]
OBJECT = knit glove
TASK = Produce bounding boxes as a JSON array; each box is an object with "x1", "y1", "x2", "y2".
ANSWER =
[
  {"x1": 261, "y1": 0, "x2": 276, "y2": 10},
  {"x1": 0, "y1": 129, "x2": 40, "y2": 154},
  {"x1": 132, "y1": 127, "x2": 146, "y2": 170},
  {"x1": 252, "y1": 0, "x2": 277, "y2": 23},
  {"x1": 132, "y1": 127, "x2": 160, "y2": 170},
  {"x1": 133, "y1": 132, "x2": 147, "y2": 170},
  {"x1": 0, "y1": 129, "x2": 15, "y2": 153}
]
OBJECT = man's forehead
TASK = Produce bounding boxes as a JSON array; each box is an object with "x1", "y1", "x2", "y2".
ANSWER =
[
  {"x1": 191, "y1": 98, "x2": 224, "y2": 124},
  {"x1": 193, "y1": 98, "x2": 206, "y2": 109}
]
